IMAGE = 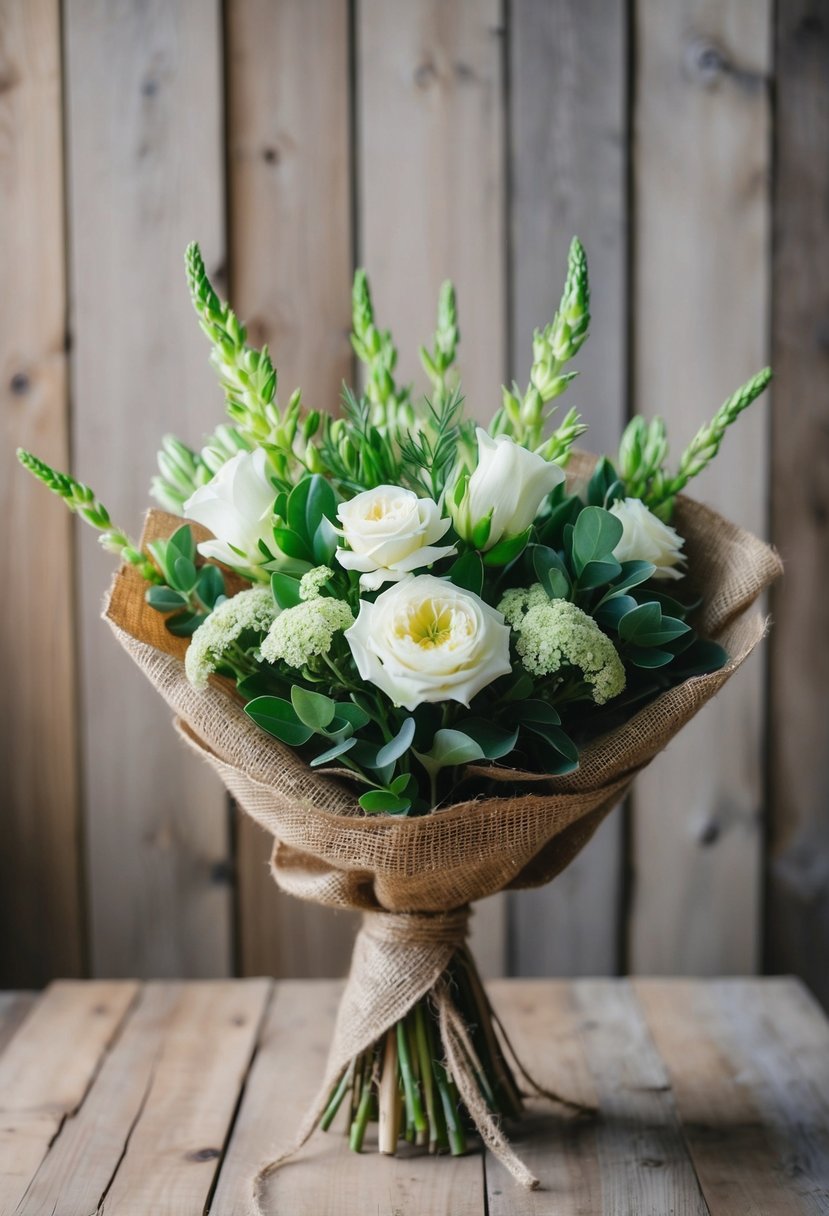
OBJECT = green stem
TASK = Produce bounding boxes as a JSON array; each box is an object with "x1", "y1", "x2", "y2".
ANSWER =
[
  {"x1": 414, "y1": 1001, "x2": 439, "y2": 1149},
  {"x1": 397, "y1": 1020, "x2": 427, "y2": 1136},
  {"x1": 320, "y1": 1061, "x2": 353, "y2": 1132},
  {"x1": 349, "y1": 1056, "x2": 373, "y2": 1152}
]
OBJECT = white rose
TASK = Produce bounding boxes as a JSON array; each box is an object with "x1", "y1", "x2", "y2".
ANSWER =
[
  {"x1": 184, "y1": 447, "x2": 275, "y2": 570},
  {"x1": 609, "y1": 497, "x2": 686, "y2": 581},
  {"x1": 336, "y1": 485, "x2": 456, "y2": 591},
  {"x1": 345, "y1": 574, "x2": 512, "y2": 711},
  {"x1": 458, "y1": 428, "x2": 565, "y2": 549}
]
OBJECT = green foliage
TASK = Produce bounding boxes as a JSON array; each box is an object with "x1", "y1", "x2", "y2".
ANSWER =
[
  {"x1": 618, "y1": 368, "x2": 772, "y2": 520},
  {"x1": 16, "y1": 449, "x2": 161, "y2": 583}
]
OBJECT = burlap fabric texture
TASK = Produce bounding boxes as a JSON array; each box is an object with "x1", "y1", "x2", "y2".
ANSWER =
[{"x1": 103, "y1": 453, "x2": 782, "y2": 1197}]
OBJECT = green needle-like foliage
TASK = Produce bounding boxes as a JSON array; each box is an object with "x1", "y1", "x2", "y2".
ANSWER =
[
  {"x1": 420, "y1": 280, "x2": 460, "y2": 408},
  {"x1": 350, "y1": 268, "x2": 411, "y2": 426},
  {"x1": 621, "y1": 367, "x2": 773, "y2": 519},
  {"x1": 490, "y1": 237, "x2": 590, "y2": 463},
  {"x1": 17, "y1": 449, "x2": 161, "y2": 582}
]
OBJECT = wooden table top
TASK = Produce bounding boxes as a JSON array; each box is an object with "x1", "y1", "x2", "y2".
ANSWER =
[{"x1": 0, "y1": 978, "x2": 827, "y2": 1214}]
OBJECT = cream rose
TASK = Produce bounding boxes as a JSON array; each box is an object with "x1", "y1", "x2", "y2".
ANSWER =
[
  {"x1": 345, "y1": 574, "x2": 512, "y2": 710},
  {"x1": 184, "y1": 447, "x2": 275, "y2": 571},
  {"x1": 335, "y1": 485, "x2": 456, "y2": 591},
  {"x1": 609, "y1": 497, "x2": 686, "y2": 581},
  {"x1": 456, "y1": 429, "x2": 564, "y2": 549}
]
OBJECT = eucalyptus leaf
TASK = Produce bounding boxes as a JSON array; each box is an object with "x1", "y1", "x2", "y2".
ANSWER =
[
  {"x1": 168, "y1": 524, "x2": 195, "y2": 563},
  {"x1": 171, "y1": 554, "x2": 197, "y2": 592},
  {"x1": 619, "y1": 602, "x2": 690, "y2": 647},
  {"x1": 245, "y1": 695, "x2": 314, "y2": 746},
  {"x1": 165, "y1": 609, "x2": 205, "y2": 637},
  {"x1": 196, "y1": 563, "x2": 225, "y2": 609},
  {"x1": 455, "y1": 718, "x2": 518, "y2": 760},
  {"x1": 358, "y1": 789, "x2": 412, "y2": 815},
  {"x1": 413, "y1": 729, "x2": 485, "y2": 779},
  {"x1": 572, "y1": 506, "x2": 623, "y2": 575},
  {"x1": 334, "y1": 702, "x2": 372, "y2": 732},
  {"x1": 576, "y1": 557, "x2": 622, "y2": 590},
  {"x1": 375, "y1": 717, "x2": 416, "y2": 768},
  {"x1": 599, "y1": 560, "x2": 656, "y2": 602},
  {"x1": 523, "y1": 721, "x2": 579, "y2": 763},
  {"x1": 310, "y1": 736, "x2": 358, "y2": 767},
  {"x1": 291, "y1": 685, "x2": 336, "y2": 732},
  {"x1": 145, "y1": 585, "x2": 188, "y2": 612},
  {"x1": 532, "y1": 545, "x2": 571, "y2": 600},
  {"x1": 595, "y1": 593, "x2": 639, "y2": 631}
]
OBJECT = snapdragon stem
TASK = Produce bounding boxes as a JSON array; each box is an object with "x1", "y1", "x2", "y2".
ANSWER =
[{"x1": 320, "y1": 1060, "x2": 353, "y2": 1132}]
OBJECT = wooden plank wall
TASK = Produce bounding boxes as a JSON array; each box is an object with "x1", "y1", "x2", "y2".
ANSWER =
[{"x1": 1, "y1": 0, "x2": 826, "y2": 1005}]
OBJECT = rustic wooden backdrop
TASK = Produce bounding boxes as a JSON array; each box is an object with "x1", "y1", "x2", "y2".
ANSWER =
[{"x1": 2, "y1": 0, "x2": 826, "y2": 1005}]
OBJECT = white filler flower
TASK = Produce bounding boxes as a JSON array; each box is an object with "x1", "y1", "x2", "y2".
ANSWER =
[
  {"x1": 345, "y1": 574, "x2": 512, "y2": 711},
  {"x1": 456, "y1": 429, "x2": 564, "y2": 549},
  {"x1": 609, "y1": 497, "x2": 686, "y2": 581},
  {"x1": 336, "y1": 485, "x2": 455, "y2": 591},
  {"x1": 184, "y1": 448, "x2": 275, "y2": 571}
]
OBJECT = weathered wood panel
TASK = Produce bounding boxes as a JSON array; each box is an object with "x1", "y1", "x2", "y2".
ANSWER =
[
  {"x1": 508, "y1": 0, "x2": 628, "y2": 978},
  {"x1": 0, "y1": 980, "x2": 137, "y2": 1214},
  {"x1": 63, "y1": 0, "x2": 232, "y2": 978},
  {"x1": 767, "y1": 0, "x2": 829, "y2": 1011},
  {"x1": 357, "y1": 0, "x2": 507, "y2": 977},
  {"x1": 629, "y1": 0, "x2": 772, "y2": 974},
  {"x1": 225, "y1": 0, "x2": 358, "y2": 978},
  {"x1": 0, "y1": 0, "x2": 83, "y2": 986}
]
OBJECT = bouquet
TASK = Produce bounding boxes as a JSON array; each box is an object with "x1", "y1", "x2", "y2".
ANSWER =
[{"x1": 19, "y1": 238, "x2": 781, "y2": 1197}]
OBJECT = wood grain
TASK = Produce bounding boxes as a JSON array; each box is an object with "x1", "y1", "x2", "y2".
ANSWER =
[
  {"x1": 629, "y1": 0, "x2": 772, "y2": 975},
  {"x1": 574, "y1": 979, "x2": 709, "y2": 1215},
  {"x1": 0, "y1": 0, "x2": 83, "y2": 986},
  {"x1": 15, "y1": 983, "x2": 180, "y2": 1216},
  {"x1": 0, "y1": 980, "x2": 137, "y2": 1215},
  {"x1": 507, "y1": 0, "x2": 629, "y2": 980},
  {"x1": 484, "y1": 980, "x2": 601, "y2": 1215},
  {"x1": 357, "y1": 0, "x2": 508, "y2": 978},
  {"x1": 636, "y1": 979, "x2": 804, "y2": 1214},
  {"x1": 63, "y1": 0, "x2": 232, "y2": 979},
  {"x1": 96, "y1": 980, "x2": 270, "y2": 1215},
  {"x1": 213, "y1": 979, "x2": 486, "y2": 1215},
  {"x1": 225, "y1": 0, "x2": 358, "y2": 979},
  {"x1": 767, "y1": 0, "x2": 829, "y2": 1011}
]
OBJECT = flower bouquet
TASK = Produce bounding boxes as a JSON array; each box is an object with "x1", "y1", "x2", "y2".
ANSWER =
[{"x1": 19, "y1": 238, "x2": 781, "y2": 1196}]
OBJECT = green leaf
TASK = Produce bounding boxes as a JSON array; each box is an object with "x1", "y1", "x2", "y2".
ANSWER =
[
  {"x1": 572, "y1": 506, "x2": 623, "y2": 575},
  {"x1": 165, "y1": 610, "x2": 206, "y2": 637},
  {"x1": 310, "y1": 736, "x2": 358, "y2": 767},
  {"x1": 334, "y1": 702, "x2": 372, "y2": 732},
  {"x1": 236, "y1": 672, "x2": 284, "y2": 699},
  {"x1": 171, "y1": 554, "x2": 197, "y2": 592},
  {"x1": 291, "y1": 685, "x2": 336, "y2": 731},
  {"x1": 312, "y1": 515, "x2": 338, "y2": 565},
  {"x1": 626, "y1": 645, "x2": 675, "y2": 668},
  {"x1": 523, "y1": 721, "x2": 579, "y2": 764},
  {"x1": 196, "y1": 563, "x2": 225, "y2": 609},
  {"x1": 414, "y1": 729, "x2": 485, "y2": 778},
  {"x1": 273, "y1": 526, "x2": 312, "y2": 562},
  {"x1": 358, "y1": 789, "x2": 412, "y2": 814},
  {"x1": 532, "y1": 545, "x2": 571, "y2": 600},
  {"x1": 600, "y1": 560, "x2": 656, "y2": 601},
  {"x1": 595, "y1": 594, "x2": 639, "y2": 631},
  {"x1": 375, "y1": 717, "x2": 416, "y2": 768},
  {"x1": 619, "y1": 602, "x2": 690, "y2": 647},
  {"x1": 270, "y1": 571, "x2": 303, "y2": 610},
  {"x1": 169, "y1": 524, "x2": 195, "y2": 562},
  {"x1": 514, "y1": 698, "x2": 562, "y2": 726},
  {"x1": 145, "y1": 586, "x2": 187, "y2": 612},
  {"x1": 245, "y1": 696, "x2": 315, "y2": 746},
  {"x1": 576, "y1": 558, "x2": 622, "y2": 590},
  {"x1": 147, "y1": 538, "x2": 172, "y2": 582},
  {"x1": 456, "y1": 718, "x2": 518, "y2": 760},
  {"x1": 447, "y1": 551, "x2": 484, "y2": 597},
  {"x1": 483, "y1": 526, "x2": 532, "y2": 568},
  {"x1": 501, "y1": 671, "x2": 535, "y2": 701},
  {"x1": 586, "y1": 457, "x2": 620, "y2": 506},
  {"x1": 537, "y1": 494, "x2": 582, "y2": 548}
]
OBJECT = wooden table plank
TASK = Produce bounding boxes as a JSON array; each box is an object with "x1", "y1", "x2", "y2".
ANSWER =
[
  {"x1": 94, "y1": 980, "x2": 270, "y2": 1216},
  {"x1": 16, "y1": 984, "x2": 181, "y2": 1216},
  {"x1": 711, "y1": 980, "x2": 829, "y2": 1215},
  {"x1": 636, "y1": 979, "x2": 806, "y2": 1215},
  {"x1": 573, "y1": 979, "x2": 710, "y2": 1215},
  {"x1": 484, "y1": 980, "x2": 601, "y2": 1215},
  {"x1": 211, "y1": 980, "x2": 486, "y2": 1215},
  {"x1": 0, "y1": 994, "x2": 35, "y2": 1058},
  {"x1": 0, "y1": 981, "x2": 138, "y2": 1216}
]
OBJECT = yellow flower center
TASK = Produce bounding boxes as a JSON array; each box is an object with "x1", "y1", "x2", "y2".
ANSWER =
[{"x1": 395, "y1": 599, "x2": 473, "y2": 650}]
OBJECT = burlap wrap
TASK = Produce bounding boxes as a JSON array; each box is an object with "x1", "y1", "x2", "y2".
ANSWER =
[{"x1": 102, "y1": 453, "x2": 782, "y2": 1198}]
